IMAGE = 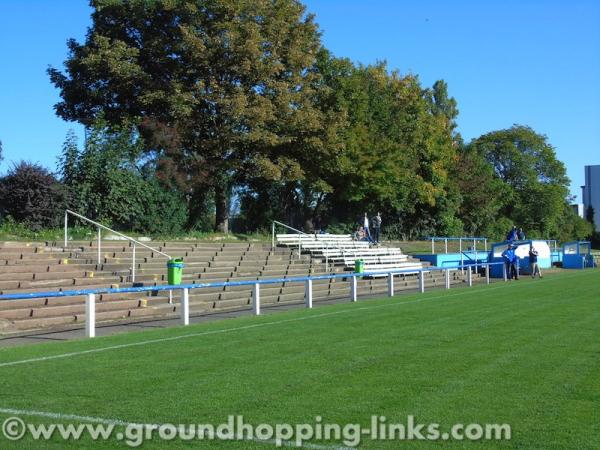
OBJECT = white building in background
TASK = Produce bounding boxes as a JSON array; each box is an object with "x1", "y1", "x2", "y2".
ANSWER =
[{"x1": 581, "y1": 165, "x2": 600, "y2": 231}]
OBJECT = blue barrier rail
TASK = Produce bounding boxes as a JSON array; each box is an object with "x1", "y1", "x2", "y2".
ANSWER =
[{"x1": 0, "y1": 262, "x2": 506, "y2": 338}]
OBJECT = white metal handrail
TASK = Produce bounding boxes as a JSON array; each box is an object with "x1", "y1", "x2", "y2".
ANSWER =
[
  {"x1": 272, "y1": 220, "x2": 352, "y2": 270},
  {"x1": 64, "y1": 209, "x2": 172, "y2": 283},
  {"x1": 429, "y1": 237, "x2": 488, "y2": 255}
]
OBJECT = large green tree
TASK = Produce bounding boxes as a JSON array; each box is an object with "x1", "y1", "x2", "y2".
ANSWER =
[
  {"x1": 451, "y1": 148, "x2": 509, "y2": 238},
  {"x1": 468, "y1": 125, "x2": 570, "y2": 238},
  {"x1": 49, "y1": 0, "x2": 337, "y2": 232},
  {"x1": 424, "y1": 79, "x2": 461, "y2": 145},
  {"x1": 312, "y1": 52, "x2": 459, "y2": 238}
]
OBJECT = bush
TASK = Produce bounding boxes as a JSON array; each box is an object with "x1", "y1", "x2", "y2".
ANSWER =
[
  {"x1": 0, "y1": 162, "x2": 66, "y2": 230},
  {"x1": 59, "y1": 122, "x2": 188, "y2": 234},
  {"x1": 131, "y1": 180, "x2": 188, "y2": 235}
]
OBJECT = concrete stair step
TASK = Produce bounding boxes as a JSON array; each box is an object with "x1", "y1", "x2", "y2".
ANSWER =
[
  {"x1": 0, "y1": 297, "x2": 167, "y2": 320},
  {"x1": 8, "y1": 315, "x2": 79, "y2": 331},
  {"x1": 0, "y1": 270, "x2": 114, "y2": 282},
  {"x1": 213, "y1": 297, "x2": 253, "y2": 309},
  {"x1": 219, "y1": 290, "x2": 252, "y2": 300},
  {"x1": 199, "y1": 272, "x2": 234, "y2": 281},
  {"x1": 188, "y1": 291, "x2": 221, "y2": 303},
  {"x1": 277, "y1": 292, "x2": 305, "y2": 303}
]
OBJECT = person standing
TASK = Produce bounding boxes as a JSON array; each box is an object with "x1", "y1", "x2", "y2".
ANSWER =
[
  {"x1": 518, "y1": 228, "x2": 526, "y2": 240},
  {"x1": 529, "y1": 246, "x2": 542, "y2": 278},
  {"x1": 502, "y1": 244, "x2": 519, "y2": 280},
  {"x1": 506, "y1": 226, "x2": 518, "y2": 241},
  {"x1": 363, "y1": 213, "x2": 373, "y2": 243},
  {"x1": 372, "y1": 212, "x2": 382, "y2": 244}
]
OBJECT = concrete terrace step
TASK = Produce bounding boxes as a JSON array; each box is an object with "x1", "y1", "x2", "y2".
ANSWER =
[
  {"x1": 0, "y1": 263, "x2": 101, "y2": 274},
  {"x1": 0, "y1": 270, "x2": 116, "y2": 282},
  {"x1": 0, "y1": 296, "x2": 170, "y2": 320}
]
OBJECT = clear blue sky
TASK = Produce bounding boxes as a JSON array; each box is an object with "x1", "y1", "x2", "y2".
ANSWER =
[{"x1": 1, "y1": 0, "x2": 598, "y2": 201}]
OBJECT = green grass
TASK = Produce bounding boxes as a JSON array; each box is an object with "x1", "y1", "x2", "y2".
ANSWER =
[{"x1": 0, "y1": 271, "x2": 598, "y2": 449}]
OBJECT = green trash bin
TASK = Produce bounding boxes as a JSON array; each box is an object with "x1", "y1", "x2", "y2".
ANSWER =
[
  {"x1": 167, "y1": 258, "x2": 184, "y2": 285},
  {"x1": 355, "y1": 259, "x2": 364, "y2": 274}
]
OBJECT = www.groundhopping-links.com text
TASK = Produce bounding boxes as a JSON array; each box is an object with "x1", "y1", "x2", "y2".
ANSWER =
[{"x1": 2, "y1": 415, "x2": 511, "y2": 447}]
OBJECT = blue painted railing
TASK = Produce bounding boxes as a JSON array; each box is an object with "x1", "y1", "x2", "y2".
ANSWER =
[{"x1": 0, "y1": 262, "x2": 505, "y2": 338}]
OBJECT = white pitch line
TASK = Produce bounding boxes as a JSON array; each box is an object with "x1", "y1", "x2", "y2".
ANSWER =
[
  {"x1": 0, "y1": 271, "x2": 593, "y2": 369},
  {"x1": 0, "y1": 407, "x2": 353, "y2": 450}
]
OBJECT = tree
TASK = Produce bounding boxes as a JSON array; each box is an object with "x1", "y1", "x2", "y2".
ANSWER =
[
  {"x1": 312, "y1": 53, "x2": 459, "y2": 238},
  {"x1": 58, "y1": 130, "x2": 79, "y2": 185},
  {"x1": 585, "y1": 206, "x2": 595, "y2": 230},
  {"x1": 553, "y1": 204, "x2": 594, "y2": 242},
  {"x1": 0, "y1": 162, "x2": 67, "y2": 230},
  {"x1": 468, "y1": 125, "x2": 570, "y2": 238},
  {"x1": 49, "y1": 0, "x2": 336, "y2": 233},
  {"x1": 59, "y1": 121, "x2": 188, "y2": 234},
  {"x1": 452, "y1": 148, "x2": 508, "y2": 238},
  {"x1": 424, "y1": 80, "x2": 461, "y2": 143}
]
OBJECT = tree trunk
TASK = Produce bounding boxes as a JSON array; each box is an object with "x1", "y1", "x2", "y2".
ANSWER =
[{"x1": 215, "y1": 185, "x2": 229, "y2": 233}]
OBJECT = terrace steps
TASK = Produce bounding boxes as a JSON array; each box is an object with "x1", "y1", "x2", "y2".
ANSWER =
[{"x1": 0, "y1": 239, "x2": 473, "y2": 335}]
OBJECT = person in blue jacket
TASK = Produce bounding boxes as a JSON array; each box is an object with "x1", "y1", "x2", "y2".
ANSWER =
[
  {"x1": 501, "y1": 244, "x2": 519, "y2": 280},
  {"x1": 506, "y1": 225, "x2": 518, "y2": 242}
]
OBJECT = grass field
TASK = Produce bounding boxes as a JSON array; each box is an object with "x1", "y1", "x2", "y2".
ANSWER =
[{"x1": 0, "y1": 270, "x2": 598, "y2": 449}]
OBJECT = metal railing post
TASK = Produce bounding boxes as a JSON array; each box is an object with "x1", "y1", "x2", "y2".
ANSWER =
[
  {"x1": 253, "y1": 283, "x2": 261, "y2": 315},
  {"x1": 350, "y1": 275, "x2": 357, "y2": 302},
  {"x1": 467, "y1": 268, "x2": 473, "y2": 287},
  {"x1": 445, "y1": 269, "x2": 450, "y2": 289},
  {"x1": 419, "y1": 271, "x2": 425, "y2": 293},
  {"x1": 64, "y1": 211, "x2": 68, "y2": 248},
  {"x1": 444, "y1": 238, "x2": 448, "y2": 254},
  {"x1": 460, "y1": 239, "x2": 464, "y2": 275},
  {"x1": 503, "y1": 263, "x2": 507, "y2": 281},
  {"x1": 181, "y1": 288, "x2": 189, "y2": 325},
  {"x1": 298, "y1": 235, "x2": 301, "y2": 260},
  {"x1": 271, "y1": 222, "x2": 275, "y2": 250},
  {"x1": 132, "y1": 243, "x2": 136, "y2": 283},
  {"x1": 85, "y1": 293, "x2": 95, "y2": 338},
  {"x1": 387, "y1": 273, "x2": 394, "y2": 297},
  {"x1": 431, "y1": 238, "x2": 434, "y2": 254},
  {"x1": 485, "y1": 264, "x2": 490, "y2": 284},
  {"x1": 325, "y1": 242, "x2": 329, "y2": 272},
  {"x1": 305, "y1": 279, "x2": 313, "y2": 308},
  {"x1": 474, "y1": 240, "x2": 478, "y2": 273},
  {"x1": 97, "y1": 227, "x2": 101, "y2": 265}
]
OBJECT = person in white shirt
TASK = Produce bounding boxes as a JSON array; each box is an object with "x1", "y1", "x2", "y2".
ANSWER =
[{"x1": 363, "y1": 212, "x2": 373, "y2": 243}]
